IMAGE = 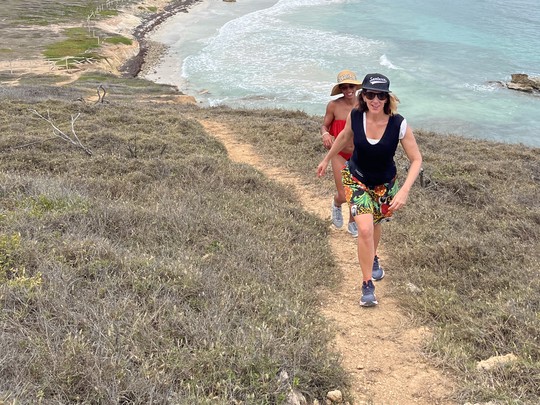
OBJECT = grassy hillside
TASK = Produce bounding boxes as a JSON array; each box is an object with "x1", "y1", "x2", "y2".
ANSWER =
[
  {"x1": 0, "y1": 0, "x2": 539, "y2": 402},
  {"x1": 0, "y1": 0, "x2": 142, "y2": 62},
  {"x1": 0, "y1": 90, "x2": 348, "y2": 403},
  {"x1": 215, "y1": 106, "x2": 540, "y2": 404},
  {"x1": 0, "y1": 82, "x2": 539, "y2": 403}
]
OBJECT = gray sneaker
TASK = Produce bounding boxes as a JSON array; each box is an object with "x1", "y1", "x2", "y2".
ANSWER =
[
  {"x1": 372, "y1": 255, "x2": 385, "y2": 281},
  {"x1": 347, "y1": 221, "x2": 358, "y2": 237},
  {"x1": 360, "y1": 280, "x2": 378, "y2": 307},
  {"x1": 331, "y1": 201, "x2": 343, "y2": 228}
]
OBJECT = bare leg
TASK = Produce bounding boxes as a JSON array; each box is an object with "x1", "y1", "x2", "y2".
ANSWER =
[
  {"x1": 331, "y1": 155, "x2": 354, "y2": 223},
  {"x1": 373, "y1": 222, "x2": 382, "y2": 255},
  {"x1": 355, "y1": 213, "x2": 375, "y2": 282}
]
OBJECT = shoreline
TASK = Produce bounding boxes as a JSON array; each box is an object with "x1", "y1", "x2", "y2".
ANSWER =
[
  {"x1": 119, "y1": 0, "x2": 204, "y2": 78},
  {"x1": 2, "y1": 1, "x2": 539, "y2": 147},
  {"x1": 0, "y1": 0, "x2": 205, "y2": 85},
  {"x1": 123, "y1": 0, "x2": 540, "y2": 148},
  {"x1": 135, "y1": 0, "x2": 283, "y2": 108}
]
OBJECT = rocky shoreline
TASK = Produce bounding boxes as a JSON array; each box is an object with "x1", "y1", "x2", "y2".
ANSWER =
[{"x1": 119, "y1": 0, "x2": 203, "y2": 77}]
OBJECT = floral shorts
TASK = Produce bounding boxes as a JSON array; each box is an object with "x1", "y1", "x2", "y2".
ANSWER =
[{"x1": 341, "y1": 164, "x2": 399, "y2": 224}]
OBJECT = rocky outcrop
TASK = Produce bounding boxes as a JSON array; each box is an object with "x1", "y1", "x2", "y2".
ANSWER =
[{"x1": 506, "y1": 73, "x2": 540, "y2": 94}]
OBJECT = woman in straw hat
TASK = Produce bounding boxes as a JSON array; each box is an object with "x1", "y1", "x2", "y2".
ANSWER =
[
  {"x1": 317, "y1": 73, "x2": 422, "y2": 307},
  {"x1": 320, "y1": 70, "x2": 361, "y2": 237}
]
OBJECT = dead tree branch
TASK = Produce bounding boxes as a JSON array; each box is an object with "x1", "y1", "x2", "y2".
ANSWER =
[
  {"x1": 96, "y1": 84, "x2": 107, "y2": 104},
  {"x1": 30, "y1": 109, "x2": 93, "y2": 156},
  {"x1": 11, "y1": 137, "x2": 58, "y2": 150}
]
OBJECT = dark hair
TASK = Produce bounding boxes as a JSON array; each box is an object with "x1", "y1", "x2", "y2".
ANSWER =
[{"x1": 357, "y1": 91, "x2": 399, "y2": 115}]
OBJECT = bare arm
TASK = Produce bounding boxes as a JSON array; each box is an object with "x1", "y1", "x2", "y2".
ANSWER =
[
  {"x1": 389, "y1": 125, "x2": 422, "y2": 212},
  {"x1": 317, "y1": 112, "x2": 354, "y2": 177},
  {"x1": 321, "y1": 101, "x2": 336, "y2": 150}
]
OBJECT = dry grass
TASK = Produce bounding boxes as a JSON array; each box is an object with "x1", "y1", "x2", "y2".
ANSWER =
[
  {"x1": 0, "y1": 95, "x2": 346, "y2": 403},
  {"x1": 1, "y1": 81, "x2": 540, "y2": 403},
  {"x1": 211, "y1": 105, "x2": 540, "y2": 404},
  {"x1": 1, "y1": 1, "x2": 140, "y2": 62},
  {"x1": 0, "y1": 4, "x2": 539, "y2": 395},
  {"x1": 386, "y1": 133, "x2": 540, "y2": 403}
]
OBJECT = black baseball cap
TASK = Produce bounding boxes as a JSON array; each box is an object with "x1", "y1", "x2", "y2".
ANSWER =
[{"x1": 361, "y1": 73, "x2": 391, "y2": 93}]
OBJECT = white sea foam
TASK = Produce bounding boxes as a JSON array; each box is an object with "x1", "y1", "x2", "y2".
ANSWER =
[
  {"x1": 379, "y1": 54, "x2": 402, "y2": 70},
  {"x1": 463, "y1": 82, "x2": 501, "y2": 93},
  {"x1": 147, "y1": 0, "x2": 540, "y2": 146},
  {"x1": 183, "y1": 1, "x2": 381, "y2": 109}
]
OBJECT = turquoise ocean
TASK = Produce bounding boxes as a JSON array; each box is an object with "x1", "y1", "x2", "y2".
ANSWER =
[{"x1": 145, "y1": 0, "x2": 540, "y2": 147}]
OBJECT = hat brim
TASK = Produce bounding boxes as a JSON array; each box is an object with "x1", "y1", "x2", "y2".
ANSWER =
[
  {"x1": 361, "y1": 85, "x2": 391, "y2": 93},
  {"x1": 330, "y1": 82, "x2": 361, "y2": 96}
]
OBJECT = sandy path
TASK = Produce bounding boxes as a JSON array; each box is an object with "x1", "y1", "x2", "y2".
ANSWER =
[{"x1": 199, "y1": 119, "x2": 457, "y2": 405}]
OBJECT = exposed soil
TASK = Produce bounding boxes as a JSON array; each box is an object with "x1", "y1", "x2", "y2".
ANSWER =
[{"x1": 199, "y1": 119, "x2": 457, "y2": 405}]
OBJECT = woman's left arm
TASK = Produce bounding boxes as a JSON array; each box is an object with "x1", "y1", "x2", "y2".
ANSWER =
[{"x1": 389, "y1": 125, "x2": 423, "y2": 212}]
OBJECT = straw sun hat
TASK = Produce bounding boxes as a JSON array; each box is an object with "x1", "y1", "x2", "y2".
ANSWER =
[{"x1": 330, "y1": 70, "x2": 362, "y2": 96}]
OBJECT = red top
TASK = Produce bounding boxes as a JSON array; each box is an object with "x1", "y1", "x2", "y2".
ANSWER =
[{"x1": 330, "y1": 120, "x2": 352, "y2": 160}]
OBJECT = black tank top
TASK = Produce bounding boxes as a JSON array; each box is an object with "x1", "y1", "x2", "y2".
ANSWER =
[{"x1": 349, "y1": 109, "x2": 404, "y2": 186}]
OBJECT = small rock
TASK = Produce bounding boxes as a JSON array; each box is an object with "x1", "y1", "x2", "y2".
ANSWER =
[
  {"x1": 476, "y1": 353, "x2": 518, "y2": 371},
  {"x1": 326, "y1": 389, "x2": 343, "y2": 403},
  {"x1": 406, "y1": 282, "x2": 422, "y2": 293},
  {"x1": 506, "y1": 73, "x2": 540, "y2": 93},
  {"x1": 277, "y1": 369, "x2": 289, "y2": 385},
  {"x1": 286, "y1": 388, "x2": 307, "y2": 405}
]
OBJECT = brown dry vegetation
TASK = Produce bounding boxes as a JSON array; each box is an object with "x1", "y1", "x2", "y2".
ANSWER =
[
  {"x1": 214, "y1": 106, "x2": 540, "y2": 404},
  {"x1": 0, "y1": 91, "x2": 347, "y2": 404},
  {"x1": 1, "y1": 0, "x2": 540, "y2": 403},
  {"x1": 0, "y1": 0, "x2": 139, "y2": 62},
  {"x1": 0, "y1": 82, "x2": 539, "y2": 403}
]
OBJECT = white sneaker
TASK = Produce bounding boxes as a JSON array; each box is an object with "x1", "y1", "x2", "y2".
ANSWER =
[
  {"x1": 331, "y1": 201, "x2": 343, "y2": 228},
  {"x1": 347, "y1": 222, "x2": 358, "y2": 237}
]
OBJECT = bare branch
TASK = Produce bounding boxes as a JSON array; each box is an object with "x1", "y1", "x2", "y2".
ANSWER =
[
  {"x1": 70, "y1": 113, "x2": 84, "y2": 145},
  {"x1": 95, "y1": 84, "x2": 107, "y2": 104},
  {"x1": 10, "y1": 137, "x2": 58, "y2": 150},
  {"x1": 30, "y1": 109, "x2": 93, "y2": 156}
]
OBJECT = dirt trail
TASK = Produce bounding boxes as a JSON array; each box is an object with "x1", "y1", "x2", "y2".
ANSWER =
[{"x1": 199, "y1": 119, "x2": 457, "y2": 405}]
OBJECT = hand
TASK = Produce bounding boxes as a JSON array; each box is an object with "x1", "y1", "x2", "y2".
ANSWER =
[
  {"x1": 322, "y1": 132, "x2": 333, "y2": 150},
  {"x1": 317, "y1": 159, "x2": 329, "y2": 177},
  {"x1": 388, "y1": 188, "x2": 409, "y2": 213}
]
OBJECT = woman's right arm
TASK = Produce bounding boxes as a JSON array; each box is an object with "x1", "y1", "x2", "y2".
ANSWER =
[
  {"x1": 321, "y1": 102, "x2": 335, "y2": 150},
  {"x1": 317, "y1": 112, "x2": 354, "y2": 177}
]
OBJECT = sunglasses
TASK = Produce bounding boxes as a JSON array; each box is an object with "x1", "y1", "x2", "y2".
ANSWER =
[
  {"x1": 339, "y1": 84, "x2": 357, "y2": 90},
  {"x1": 363, "y1": 91, "x2": 389, "y2": 100}
]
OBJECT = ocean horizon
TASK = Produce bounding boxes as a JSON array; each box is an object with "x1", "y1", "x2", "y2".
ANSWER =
[{"x1": 144, "y1": 0, "x2": 540, "y2": 147}]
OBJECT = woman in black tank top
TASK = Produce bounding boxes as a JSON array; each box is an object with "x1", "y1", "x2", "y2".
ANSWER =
[{"x1": 316, "y1": 73, "x2": 423, "y2": 307}]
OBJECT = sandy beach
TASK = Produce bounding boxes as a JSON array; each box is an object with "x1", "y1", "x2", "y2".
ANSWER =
[
  {"x1": 0, "y1": 0, "x2": 205, "y2": 83},
  {"x1": 113, "y1": 0, "x2": 205, "y2": 77}
]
